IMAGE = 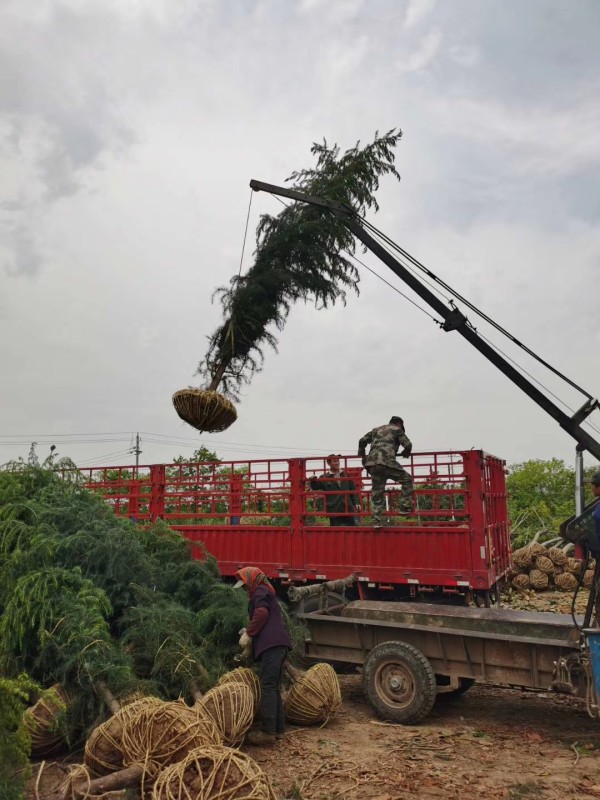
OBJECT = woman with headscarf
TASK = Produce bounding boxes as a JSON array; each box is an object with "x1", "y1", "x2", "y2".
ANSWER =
[{"x1": 234, "y1": 565, "x2": 292, "y2": 745}]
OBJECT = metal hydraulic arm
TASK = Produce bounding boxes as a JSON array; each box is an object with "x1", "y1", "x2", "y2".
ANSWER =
[{"x1": 250, "y1": 178, "x2": 600, "y2": 463}]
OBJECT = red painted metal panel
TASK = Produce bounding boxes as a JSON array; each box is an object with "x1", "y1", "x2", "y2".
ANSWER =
[{"x1": 66, "y1": 449, "x2": 510, "y2": 593}]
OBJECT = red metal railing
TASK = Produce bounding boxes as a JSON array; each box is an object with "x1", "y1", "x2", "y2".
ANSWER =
[{"x1": 63, "y1": 450, "x2": 509, "y2": 594}]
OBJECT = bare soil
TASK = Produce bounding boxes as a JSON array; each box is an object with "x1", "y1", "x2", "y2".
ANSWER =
[
  {"x1": 28, "y1": 590, "x2": 600, "y2": 800},
  {"x1": 247, "y1": 589, "x2": 600, "y2": 800}
]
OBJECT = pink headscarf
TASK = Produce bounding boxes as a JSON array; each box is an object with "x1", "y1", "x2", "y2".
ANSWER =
[{"x1": 235, "y1": 566, "x2": 275, "y2": 595}]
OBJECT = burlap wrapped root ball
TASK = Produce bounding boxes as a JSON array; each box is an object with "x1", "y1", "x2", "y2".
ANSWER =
[
  {"x1": 535, "y1": 555, "x2": 555, "y2": 575},
  {"x1": 217, "y1": 668, "x2": 261, "y2": 715},
  {"x1": 23, "y1": 684, "x2": 69, "y2": 758},
  {"x1": 547, "y1": 546, "x2": 567, "y2": 567},
  {"x1": 529, "y1": 568, "x2": 549, "y2": 590},
  {"x1": 584, "y1": 569, "x2": 596, "y2": 589},
  {"x1": 511, "y1": 573, "x2": 531, "y2": 590},
  {"x1": 198, "y1": 683, "x2": 254, "y2": 747},
  {"x1": 512, "y1": 548, "x2": 534, "y2": 569},
  {"x1": 566, "y1": 557, "x2": 583, "y2": 576},
  {"x1": 85, "y1": 697, "x2": 164, "y2": 777},
  {"x1": 153, "y1": 745, "x2": 277, "y2": 800},
  {"x1": 284, "y1": 663, "x2": 341, "y2": 726},
  {"x1": 172, "y1": 388, "x2": 237, "y2": 433},
  {"x1": 555, "y1": 572, "x2": 578, "y2": 591}
]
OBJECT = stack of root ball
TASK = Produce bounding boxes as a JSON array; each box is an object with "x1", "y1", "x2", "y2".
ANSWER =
[
  {"x1": 509, "y1": 541, "x2": 596, "y2": 592},
  {"x1": 31, "y1": 663, "x2": 340, "y2": 799},
  {"x1": 34, "y1": 678, "x2": 270, "y2": 800}
]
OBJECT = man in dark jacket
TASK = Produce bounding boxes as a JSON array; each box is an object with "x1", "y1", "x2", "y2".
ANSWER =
[
  {"x1": 309, "y1": 454, "x2": 360, "y2": 526},
  {"x1": 234, "y1": 565, "x2": 292, "y2": 745}
]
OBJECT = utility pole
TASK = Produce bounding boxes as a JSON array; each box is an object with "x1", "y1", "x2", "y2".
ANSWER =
[{"x1": 133, "y1": 433, "x2": 142, "y2": 468}]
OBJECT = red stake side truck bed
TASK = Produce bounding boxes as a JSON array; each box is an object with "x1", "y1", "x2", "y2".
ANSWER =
[{"x1": 74, "y1": 449, "x2": 510, "y2": 603}]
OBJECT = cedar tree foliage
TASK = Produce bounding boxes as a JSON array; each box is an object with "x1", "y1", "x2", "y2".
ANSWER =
[
  {"x1": 198, "y1": 129, "x2": 402, "y2": 398},
  {"x1": 0, "y1": 464, "x2": 249, "y2": 742}
]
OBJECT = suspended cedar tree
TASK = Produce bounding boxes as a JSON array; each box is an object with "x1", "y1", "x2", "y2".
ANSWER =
[{"x1": 198, "y1": 128, "x2": 402, "y2": 398}]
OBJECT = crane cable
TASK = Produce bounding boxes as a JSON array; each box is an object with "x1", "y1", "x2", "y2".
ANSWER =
[
  {"x1": 263, "y1": 190, "x2": 600, "y2": 436},
  {"x1": 360, "y1": 215, "x2": 593, "y2": 400}
]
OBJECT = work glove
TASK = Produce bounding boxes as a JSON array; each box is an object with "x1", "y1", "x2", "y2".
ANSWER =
[
  {"x1": 361, "y1": 456, "x2": 367, "y2": 467},
  {"x1": 235, "y1": 628, "x2": 253, "y2": 664},
  {"x1": 400, "y1": 447, "x2": 412, "y2": 458}
]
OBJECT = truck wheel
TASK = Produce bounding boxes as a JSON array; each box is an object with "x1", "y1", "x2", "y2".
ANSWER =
[{"x1": 363, "y1": 641, "x2": 437, "y2": 724}]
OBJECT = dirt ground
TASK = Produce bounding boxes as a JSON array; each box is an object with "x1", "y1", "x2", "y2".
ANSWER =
[
  {"x1": 27, "y1": 590, "x2": 600, "y2": 800},
  {"x1": 247, "y1": 589, "x2": 600, "y2": 800},
  {"x1": 250, "y1": 676, "x2": 600, "y2": 800}
]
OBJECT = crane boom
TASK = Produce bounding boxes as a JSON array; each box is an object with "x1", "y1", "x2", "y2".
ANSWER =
[{"x1": 249, "y1": 178, "x2": 600, "y2": 463}]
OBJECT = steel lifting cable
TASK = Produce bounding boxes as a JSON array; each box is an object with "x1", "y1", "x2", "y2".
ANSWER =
[
  {"x1": 360, "y1": 215, "x2": 593, "y2": 400},
  {"x1": 238, "y1": 189, "x2": 253, "y2": 278},
  {"x1": 363, "y1": 223, "x2": 600, "y2": 436},
  {"x1": 269, "y1": 194, "x2": 442, "y2": 325},
  {"x1": 263, "y1": 190, "x2": 600, "y2": 433},
  {"x1": 348, "y1": 253, "x2": 442, "y2": 324}
]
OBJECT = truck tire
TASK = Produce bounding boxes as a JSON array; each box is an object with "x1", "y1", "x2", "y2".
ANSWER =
[{"x1": 363, "y1": 641, "x2": 437, "y2": 724}]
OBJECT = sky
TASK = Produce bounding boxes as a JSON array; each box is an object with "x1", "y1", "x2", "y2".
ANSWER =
[{"x1": 1, "y1": 0, "x2": 600, "y2": 471}]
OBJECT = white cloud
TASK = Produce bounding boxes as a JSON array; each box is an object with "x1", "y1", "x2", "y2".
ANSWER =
[
  {"x1": 404, "y1": 0, "x2": 437, "y2": 29},
  {"x1": 1, "y1": 0, "x2": 599, "y2": 471},
  {"x1": 432, "y1": 91, "x2": 600, "y2": 176},
  {"x1": 397, "y1": 28, "x2": 442, "y2": 73}
]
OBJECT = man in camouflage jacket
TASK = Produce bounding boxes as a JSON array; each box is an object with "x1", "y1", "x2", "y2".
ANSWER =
[{"x1": 358, "y1": 416, "x2": 413, "y2": 527}]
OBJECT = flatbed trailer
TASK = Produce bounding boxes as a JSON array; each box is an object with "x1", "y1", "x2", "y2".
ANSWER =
[{"x1": 297, "y1": 596, "x2": 600, "y2": 724}]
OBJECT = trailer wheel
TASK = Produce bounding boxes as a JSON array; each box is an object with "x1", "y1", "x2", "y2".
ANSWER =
[{"x1": 363, "y1": 641, "x2": 437, "y2": 724}]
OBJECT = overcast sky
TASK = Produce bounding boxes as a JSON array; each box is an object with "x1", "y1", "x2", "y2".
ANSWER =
[{"x1": 1, "y1": 0, "x2": 599, "y2": 471}]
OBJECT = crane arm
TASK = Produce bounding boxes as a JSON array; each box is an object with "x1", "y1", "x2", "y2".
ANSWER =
[{"x1": 249, "y1": 178, "x2": 600, "y2": 463}]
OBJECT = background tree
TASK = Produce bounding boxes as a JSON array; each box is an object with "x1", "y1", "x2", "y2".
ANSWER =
[{"x1": 506, "y1": 458, "x2": 600, "y2": 547}]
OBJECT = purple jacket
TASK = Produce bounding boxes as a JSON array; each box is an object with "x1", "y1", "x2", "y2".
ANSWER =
[{"x1": 247, "y1": 584, "x2": 292, "y2": 660}]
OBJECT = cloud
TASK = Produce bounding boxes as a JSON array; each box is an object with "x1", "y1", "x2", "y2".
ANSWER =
[
  {"x1": 431, "y1": 90, "x2": 600, "y2": 176},
  {"x1": 0, "y1": 3, "x2": 136, "y2": 275},
  {"x1": 396, "y1": 27, "x2": 442, "y2": 72},
  {"x1": 404, "y1": 0, "x2": 437, "y2": 29}
]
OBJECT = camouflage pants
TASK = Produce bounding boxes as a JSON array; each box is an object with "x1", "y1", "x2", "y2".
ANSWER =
[{"x1": 369, "y1": 464, "x2": 413, "y2": 523}]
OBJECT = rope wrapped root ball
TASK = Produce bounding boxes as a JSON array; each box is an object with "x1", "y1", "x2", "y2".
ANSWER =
[
  {"x1": 547, "y1": 546, "x2": 567, "y2": 567},
  {"x1": 85, "y1": 697, "x2": 164, "y2": 777},
  {"x1": 121, "y1": 700, "x2": 222, "y2": 778},
  {"x1": 217, "y1": 668, "x2": 261, "y2": 715},
  {"x1": 566, "y1": 557, "x2": 583, "y2": 576},
  {"x1": 511, "y1": 573, "x2": 531, "y2": 590},
  {"x1": 172, "y1": 388, "x2": 237, "y2": 433},
  {"x1": 23, "y1": 684, "x2": 69, "y2": 758},
  {"x1": 512, "y1": 548, "x2": 533, "y2": 569},
  {"x1": 284, "y1": 663, "x2": 341, "y2": 726},
  {"x1": 153, "y1": 745, "x2": 277, "y2": 800},
  {"x1": 535, "y1": 555, "x2": 554, "y2": 575},
  {"x1": 555, "y1": 572, "x2": 578, "y2": 591},
  {"x1": 198, "y1": 683, "x2": 254, "y2": 747},
  {"x1": 584, "y1": 569, "x2": 596, "y2": 589},
  {"x1": 529, "y1": 568, "x2": 549, "y2": 590}
]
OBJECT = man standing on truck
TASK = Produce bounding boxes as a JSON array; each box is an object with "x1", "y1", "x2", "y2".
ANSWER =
[
  {"x1": 308, "y1": 454, "x2": 361, "y2": 526},
  {"x1": 358, "y1": 416, "x2": 413, "y2": 528}
]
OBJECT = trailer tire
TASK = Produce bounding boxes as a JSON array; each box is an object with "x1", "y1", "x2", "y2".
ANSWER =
[{"x1": 363, "y1": 641, "x2": 437, "y2": 724}]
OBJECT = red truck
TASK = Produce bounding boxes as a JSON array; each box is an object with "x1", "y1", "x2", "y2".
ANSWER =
[{"x1": 75, "y1": 447, "x2": 510, "y2": 606}]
